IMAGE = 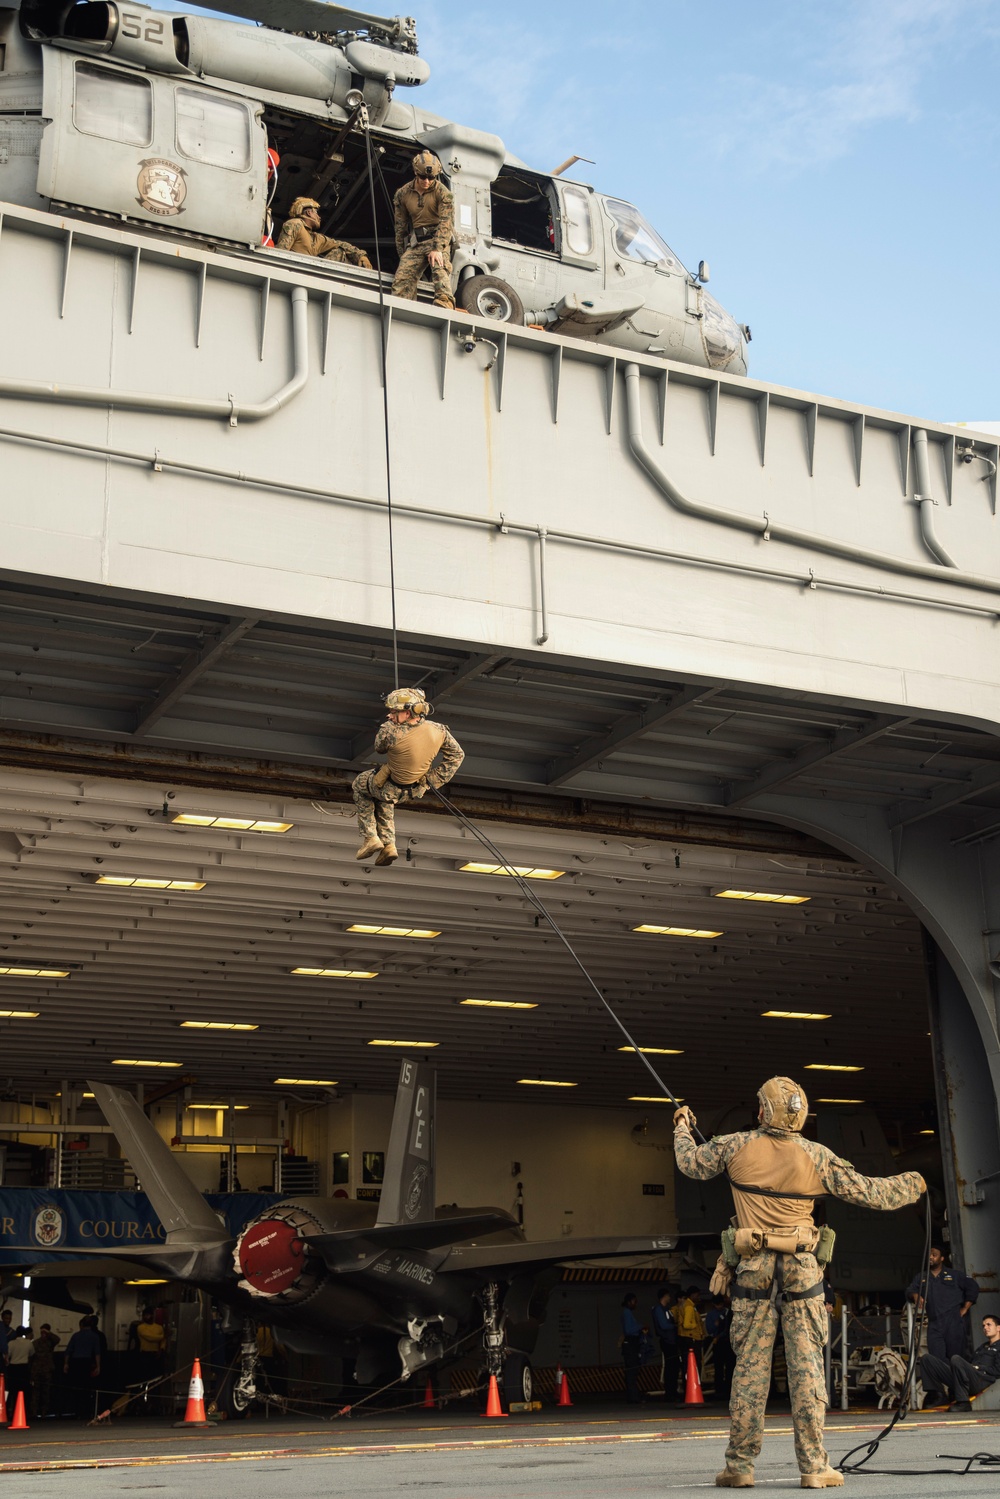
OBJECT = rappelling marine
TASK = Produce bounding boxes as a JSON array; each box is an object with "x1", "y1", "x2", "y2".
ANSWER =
[
  {"x1": 352, "y1": 688, "x2": 464, "y2": 865},
  {"x1": 391, "y1": 152, "x2": 456, "y2": 309},
  {"x1": 674, "y1": 1077, "x2": 926, "y2": 1490}
]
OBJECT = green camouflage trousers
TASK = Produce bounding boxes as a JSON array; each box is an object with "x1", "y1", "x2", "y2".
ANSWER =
[
  {"x1": 392, "y1": 244, "x2": 455, "y2": 306},
  {"x1": 352, "y1": 769, "x2": 411, "y2": 844},
  {"x1": 726, "y1": 1250, "x2": 829, "y2": 1477}
]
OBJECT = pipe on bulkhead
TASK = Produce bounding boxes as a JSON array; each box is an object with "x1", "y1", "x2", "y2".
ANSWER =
[
  {"x1": 0, "y1": 287, "x2": 310, "y2": 424},
  {"x1": 912, "y1": 427, "x2": 957, "y2": 568},
  {"x1": 621, "y1": 364, "x2": 996, "y2": 594}
]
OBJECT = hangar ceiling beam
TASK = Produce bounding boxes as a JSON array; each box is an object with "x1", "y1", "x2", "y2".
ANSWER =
[
  {"x1": 544, "y1": 684, "x2": 723, "y2": 788},
  {"x1": 132, "y1": 617, "x2": 259, "y2": 737},
  {"x1": 725, "y1": 714, "x2": 913, "y2": 807},
  {"x1": 889, "y1": 761, "x2": 1000, "y2": 829}
]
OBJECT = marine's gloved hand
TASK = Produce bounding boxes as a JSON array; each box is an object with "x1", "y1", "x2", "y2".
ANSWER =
[
  {"x1": 673, "y1": 1105, "x2": 696, "y2": 1132},
  {"x1": 709, "y1": 1255, "x2": 734, "y2": 1298},
  {"x1": 357, "y1": 253, "x2": 373, "y2": 269},
  {"x1": 408, "y1": 779, "x2": 429, "y2": 800}
]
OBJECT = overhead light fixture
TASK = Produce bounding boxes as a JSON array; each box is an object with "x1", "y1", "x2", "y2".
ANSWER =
[
  {"x1": 291, "y1": 968, "x2": 378, "y2": 979},
  {"x1": 633, "y1": 925, "x2": 723, "y2": 938},
  {"x1": 186, "y1": 1103, "x2": 249, "y2": 1110},
  {"x1": 82, "y1": 1092, "x2": 95, "y2": 1099},
  {"x1": 815, "y1": 1098, "x2": 865, "y2": 1105},
  {"x1": 0, "y1": 1010, "x2": 39, "y2": 1019},
  {"x1": 92, "y1": 876, "x2": 206, "y2": 891},
  {"x1": 618, "y1": 1045, "x2": 684, "y2": 1055},
  {"x1": 0, "y1": 966, "x2": 70, "y2": 979},
  {"x1": 714, "y1": 889, "x2": 810, "y2": 904},
  {"x1": 346, "y1": 925, "x2": 440, "y2": 939},
  {"x1": 172, "y1": 814, "x2": 293, "y2": 833},
  {"x1": 461, "y1": 998, "x2": 538, "y2": 1010},
  {"x1": 919, "y1": 1129, "x2": 936, "y2": 1136},
  {"x1": 460, "y1": 863, "x2": 565, "y2": 880},
  {"x1": 180, "y1": 1021, "x2": 259, "y2": 1031},
  {"x1": 762, "y1": 1011, "x2": 831, "y2": 1021},
  {"x1": 518, "y1": 1078, "x2": 576, "y2": 1087},
  {"x1": 629, "y1": 1095, "x2": 682, "y2": 1103},
  {"x1": 367, "y1": 1040, "x2": 439, "y2": 1049},
  {"x1": 274, "y1": 1078, "x2": 337, "y2": 1086},
  {"x1": 124, "y1": 1278, "x2": 168, "y2": 1286},
  {"x1": 805, "y1": 1064, "x2": 863, "y2": 1073},
  {"x1": 112, "y1": 1059, "x2": 182, "y2": 1069}
]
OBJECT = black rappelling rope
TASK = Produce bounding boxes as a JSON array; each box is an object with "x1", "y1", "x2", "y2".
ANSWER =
[
  {"x1": 360, "y1": 108, "x2": 400, "y2": 691},
  {"x1": 430, "y1": 785, "x2": 705, "y2": 1142}
]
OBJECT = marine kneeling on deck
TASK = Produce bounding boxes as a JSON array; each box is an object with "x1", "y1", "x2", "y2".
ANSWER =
[
  {"x1": 352, "y1": 688, "x2": 465, "y2": 865},
  {"x1": 674, "y1": 1077, "x2": 926, "y2": 1489}
]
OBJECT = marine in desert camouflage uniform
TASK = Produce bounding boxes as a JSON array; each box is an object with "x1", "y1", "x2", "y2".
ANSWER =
[
  {"x1": 276, "y1": 197, "x2": 372, "y2": 265},
  {"x1": 391, "y1": 152, "x2": 455, "y2": 308},
  {"x1": 352, "y1": 687, "x2": 464, "y2": 866},
  {"x1": 674, "y1": 1078, "x2": 925, "y2": 1490}
]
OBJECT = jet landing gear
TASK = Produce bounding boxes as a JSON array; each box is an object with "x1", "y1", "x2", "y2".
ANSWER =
[
  {"x1": 479, "y1": 1281, "x2": 535, "y2": 1410},
  {"x1": 232, "y1": 1318, "x2": 260, "y2": 1412}
]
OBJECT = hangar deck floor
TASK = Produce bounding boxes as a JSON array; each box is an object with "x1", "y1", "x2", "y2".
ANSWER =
[{"x1": 1, "y1": 1407, "x2": 997, "y2": 1495}]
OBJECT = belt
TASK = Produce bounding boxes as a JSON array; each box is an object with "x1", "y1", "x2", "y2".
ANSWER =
[
  {"x1": 412, "y1": 224, "x2": 438, "y2": 243},
  {"x1": 732, "y1": 1281, "x2": 825, "y2": 1305}
]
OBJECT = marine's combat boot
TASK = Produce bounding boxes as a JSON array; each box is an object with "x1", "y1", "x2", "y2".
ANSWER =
[
  {"x1": 715, "y1": 1472, "x2": 754, "y2": 1488},
  {"x1": 356, "y1": 835, "x2": 383, "y2": 861},
  {"x1": 800, "y1": 1470, "x2": 844, "y2": 1488},
  {"x1": 375, "y1": 843, "x2": 398, "y2": 866}
]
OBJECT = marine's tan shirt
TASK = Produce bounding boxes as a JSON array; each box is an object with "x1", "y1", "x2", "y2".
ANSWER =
[
  {"x1": 674, "y1": 1124, "x2": 924, "y2": 1233},
  {"x1": 393, "y1": 180, "x2": 454, "y2": 256},
  {"x1": 373, "y1": 719, "x2": 465, "y2": 787}
]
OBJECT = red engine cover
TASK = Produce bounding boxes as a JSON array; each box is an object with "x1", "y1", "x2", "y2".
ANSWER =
[{"x1": 237, "y1": 1218, "x2": 306, "y2": 1295}]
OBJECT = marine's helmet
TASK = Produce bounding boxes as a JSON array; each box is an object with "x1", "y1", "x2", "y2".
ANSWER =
[
  {"x1": 411, "y1": 151, "x2": 442, "y2": 179},
  {"x1": 757, "y1": 1076, "x2": 808, "y2": 1133},
  {"x1": 288, "y1": 196, "x2": 320, "y2": 219},
  {"x1": 385, "y1": 687, "x2": 433, "y2": 717}
]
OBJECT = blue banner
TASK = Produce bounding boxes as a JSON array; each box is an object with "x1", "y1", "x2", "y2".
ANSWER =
[{"x1": 0, "y1": 1189, "x2": 281, "y2": 1264}]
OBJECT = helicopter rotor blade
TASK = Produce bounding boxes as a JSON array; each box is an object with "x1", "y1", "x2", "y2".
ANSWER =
[{"x1": 192, "y1": 0, "x2": 417, "y2": 47}]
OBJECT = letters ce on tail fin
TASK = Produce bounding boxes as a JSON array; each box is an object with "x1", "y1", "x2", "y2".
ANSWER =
[{"x1": 376, "y1": 1060, "x2": 436, "y2": 1228}]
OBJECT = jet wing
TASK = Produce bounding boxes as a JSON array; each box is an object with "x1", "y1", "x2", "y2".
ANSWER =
[
  {"x1": 436, "y1": 1234, "x2": 678, "y2": 1275},
  {"x1": 4, "y1": 1258, "x2": 156, "y2": 1280},
  {"x1": 309, "y1": 1211, "x2": 520, "y2": 1270}
]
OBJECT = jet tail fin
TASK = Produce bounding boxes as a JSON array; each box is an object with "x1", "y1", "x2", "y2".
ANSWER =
[
  {"x1": 88, "y1": 1081, "x2": 231, "y2": 1249},
  {"x1": 375, "y1": 1060, "x2": 435, "y2": 1227}
]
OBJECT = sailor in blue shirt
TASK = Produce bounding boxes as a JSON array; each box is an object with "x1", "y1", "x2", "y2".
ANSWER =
[
  {"x1": 908, "y1": 1245, "x2": 979, "y2": 1359},
  {"x1": 651, "y1": 1287, "x2": 681, "y2": 1401},
  {"x1": 620, "y1": 1293, "x2": 644, "y2": 1405}
]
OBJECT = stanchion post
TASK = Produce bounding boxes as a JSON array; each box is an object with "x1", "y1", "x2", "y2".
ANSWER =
[
  {"x1": 906, "y1": 1302, "x2": 916, "y2": 1407},
  {"x1": 825, "y1": 1310, "x2": 832, "y2": 1402},
  {"x1": 841, "y1": 1307, "x2": 849, "y2": 1410}
]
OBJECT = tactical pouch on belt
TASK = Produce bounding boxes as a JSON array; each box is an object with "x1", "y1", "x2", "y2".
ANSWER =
[
  {"x1": 721, "y1": 1226, "x2": 740, "y2": 1269},
  {"x1": 815, "y1": 1224, "x2": 836, "y2": 1266},
  {"x1": 412, "y1": 225, "x2": 437, "y2": 244},
  {"x1": 733, "y1": 1224, "x2": 820, "y2": 1257},
  {"x1": 372, "y1": 764, "x2": 391, "y2": 790}
]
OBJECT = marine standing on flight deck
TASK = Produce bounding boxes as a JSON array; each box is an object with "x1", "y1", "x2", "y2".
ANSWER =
[
  {"x1": 275, "y1": 197, "x2": 373, "y2": 265},
  {"x1": 673, "y1": 1077, "x2": 926, "y2": 1490},
  {"x1": 352, "y1": 688, "x2": 464, "y2": 866},
  {"x1": 392, "y1": 152, "x2": 456, "y2": 308}
]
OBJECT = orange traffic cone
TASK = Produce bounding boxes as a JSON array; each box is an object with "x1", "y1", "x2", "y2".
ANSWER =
[
  {"x1": 555, "y1": 1365, "x2": 573, "y2": 1407},
  {"x1": 9, "y1": 1391, "x2": 29, "y2": 1430},
  {"x1": 0, "y1": 1374, "x2": 7, "y2": 1426},
  {"x1": 174, "y1": 1357, "x2": 211, "y2": 1427},
  {"x1": 422, "y1": 1375, "x2": 435, "y2": 1410},
  {"x1": 484, "y1": 1374, "x2": 508, "y2": 1418},
  {"x1": 684, "y1": 1348, "x2": 705, "y2": 1405}
]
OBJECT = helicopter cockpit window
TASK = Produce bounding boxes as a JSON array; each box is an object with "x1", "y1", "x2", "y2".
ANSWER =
[
  {"x1": 604, "y1": 198, "x2": 680, "y2": 270},
  {"x1": 176, "y1": 88, "x2": 251, "y2": 172},
  {"x1": 562, "y1": 185, "x2": 593, "y2": 257},
  {"x1": 74, "y1": 63, "x2": 152, "y2": 148}
]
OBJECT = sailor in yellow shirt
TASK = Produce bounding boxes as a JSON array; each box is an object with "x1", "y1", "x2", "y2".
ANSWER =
[
  {"x1": 675, "y1": 1287, "x2": 707, "y2": 1385},
  {"x1": 352, "y1": 688, "x2": 464, "y2": 866}
]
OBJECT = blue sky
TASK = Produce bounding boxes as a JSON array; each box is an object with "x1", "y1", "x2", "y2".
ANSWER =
[{"x1": 180, "y1": 0, "x2": 1000, "y2": 418}]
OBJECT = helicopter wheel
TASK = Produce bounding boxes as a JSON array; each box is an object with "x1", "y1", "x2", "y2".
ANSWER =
[{"x1": 457, "y1": 274, "x2": 525, "y2": 326}]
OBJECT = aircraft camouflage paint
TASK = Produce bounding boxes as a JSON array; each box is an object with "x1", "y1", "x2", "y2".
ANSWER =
[
  {"x1": 1, "y1": 0, "x2": 748, "y2": 367},
  {"x1": 16, "y1": 1062, "x2": 675, "y2": 1405}
]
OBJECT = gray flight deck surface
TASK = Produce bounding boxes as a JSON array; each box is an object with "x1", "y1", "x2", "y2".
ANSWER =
[{"x1": 1, "y1": 1408, "x2": 997, "y2": 1495}]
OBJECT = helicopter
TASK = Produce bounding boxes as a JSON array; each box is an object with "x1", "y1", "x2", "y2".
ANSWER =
[
  {"x1": 8, "y1": 1062, "x2": 675, "y2": 1407},
  {"x1": 0, "y1": 0, "x2": 749, "y2": 370}
]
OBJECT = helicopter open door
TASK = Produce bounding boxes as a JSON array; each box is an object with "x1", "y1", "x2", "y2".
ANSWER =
[{"x1": 38, "y1": 48, "x2": 268, "y2": 241}]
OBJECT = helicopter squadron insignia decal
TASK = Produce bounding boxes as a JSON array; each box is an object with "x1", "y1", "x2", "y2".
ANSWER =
[{"x1": 136, "y1": 159, "x2": 188, "y2": 217}]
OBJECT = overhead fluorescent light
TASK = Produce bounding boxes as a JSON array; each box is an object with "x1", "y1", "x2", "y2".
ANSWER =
[
  {"x1": 92, "y1": 876, "x2": 206, "y2": 891},
  {"x1": 629, "y1": 1096, "x2": 682, "y2": 1103},
  {"x1": 815, "y1": 1098, "x2": 865, "y2": 1105},
  {"x1": 919, "y1": 1129, "x2": 936, "y2": 1136},
  {"x1": 291, "y1": 968, "x2": 378, "y2": 979},
  {"x1": 461, "y1": 863, "x2": 565, "y2": 880},
  {"x1": 125, "y1": 1279, "x2": 169, "y2": 1286},
  {"x1": 618, "y1": 1045, "x2": 684, "y2": 1055},
  {"x1": 518, "y1": 1078, "x2": 576, "y2": 1087},
  {"x1": 633, "y1": 925, "x2": 722, "y2": 938},
  {"x1": 762, "y1": 1011, "x2": 831, "y2": 1021},
  {"x1": 180, "y1": 1021, "x2": 259, "y2": 1031},
  {"x1": 805, "y1": 1064, "x2": 863, "y2": 1072},
  {"x1": 346, "y1": 925, "x2": 440, "y2": 939},
  {"x1": 461, "y1": 998, "x2": 539, "y2": 1010},
  {"x1": 714, "y1": 889, "x2": 810, "y2": 904},
  {"x1": 186, "y1": 1103, "x2": 249, "y2": 1110},
  {"x1": 0, "y1": 966, "x2": 70, "y2": 979},
  {"x1": 274, "y1": 1078, "x2": 337, "y2": 1086},
  {"x1": 0, "y1": 1010, "x2": 39, "y2": 1019},
  {"x1": 112, "y1": 1059, "x2": 182, "y2": 1069},
  {"x1": 172, "y1": 814, "x2": 293, "y2": 833},
  {"x1": 367, "y1": 1040, "x2": 439, "y2": 1049}
]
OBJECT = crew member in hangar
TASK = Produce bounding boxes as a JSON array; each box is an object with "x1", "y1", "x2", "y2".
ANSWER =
[
  {"x1": 353, "y1": 688, "x2": 464, "y2": 865},
  {"x1": 275, "y1": 198, "x2": 373, "y2": 266},
  {"x1": 391, "y1": 152, "x2": 456, "y2": 309},
  {"x1": 674, "y1": 1077, "x2": 926, "y2": 1490}
]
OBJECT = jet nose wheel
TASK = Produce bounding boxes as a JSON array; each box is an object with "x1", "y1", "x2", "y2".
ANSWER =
[
  {"x1": 503, "y1": 1351, "x2": 533, "y2": 1406},
  {"x1": 457, "y1": 275, "x2": 525, "y2": 326}
]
